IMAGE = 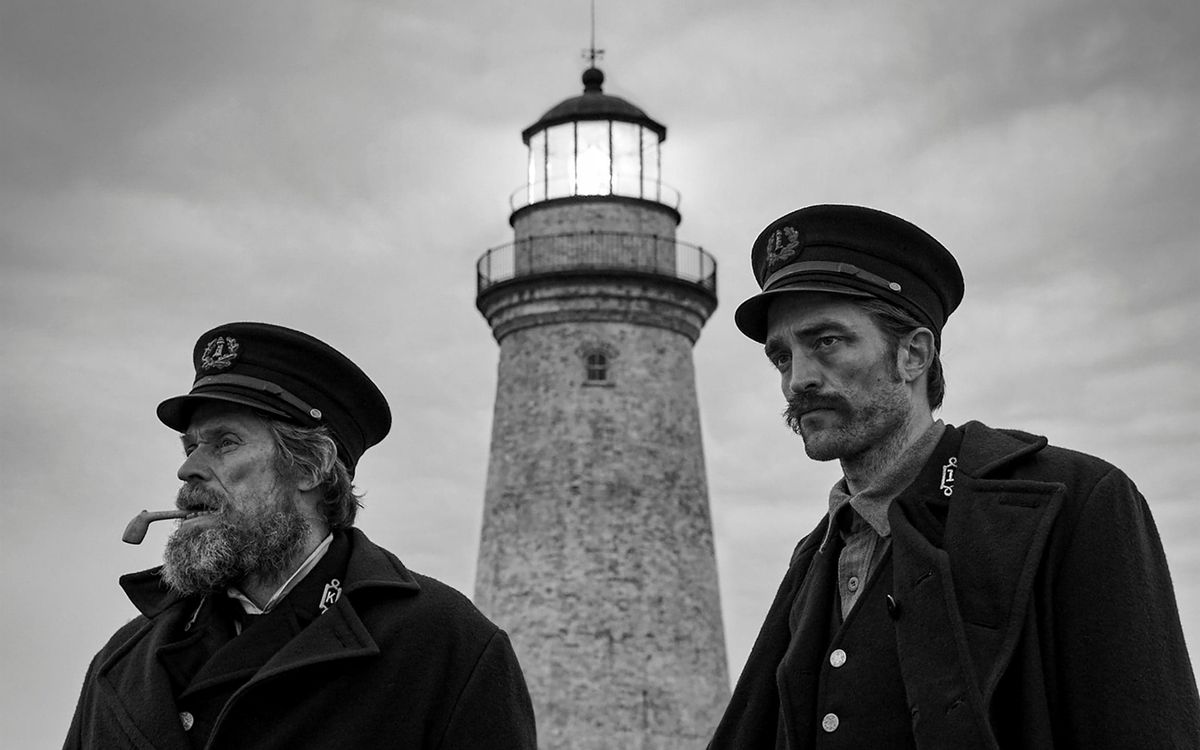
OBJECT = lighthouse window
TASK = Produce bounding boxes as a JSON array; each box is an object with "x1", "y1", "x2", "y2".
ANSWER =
[
  {"x1": 575, "y1": 121, "x2": 611, "y2": 196},
  {"x1": 527, "y1": 130, "x2": 547, "y2": 203},
  {"x1": 585, "y1": 352, "x2": 609, "y2": 382},
  {"x1": 641, "y1": 132, "x2": 661, "y2": 202},
  {"x1": 611, "y1": 122, "x2": 640, "y2": 197},
  {"x1": 546, "y1": 124, "x2": 576, "y2": 200}
]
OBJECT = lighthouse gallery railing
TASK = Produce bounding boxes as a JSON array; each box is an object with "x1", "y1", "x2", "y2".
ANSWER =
[{"x1": 477, "y1": 231, "x2": 716, "y2": 295}]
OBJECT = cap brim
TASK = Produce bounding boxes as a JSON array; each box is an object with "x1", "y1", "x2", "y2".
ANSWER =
[
  {"x1": 734, "y1": 282, "x2": 873, "y2": 343},
  {"x1": 157, "y1": 391, "x2": 292, "y2": 433}
]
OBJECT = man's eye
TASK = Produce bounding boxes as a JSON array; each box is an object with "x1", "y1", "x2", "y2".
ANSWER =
[
  {"x1": 768, "y1": 352, "x2": 790, "y2": 370},
  {"x1": 814, "y1": 336, "x2": 841, "y2": 349}
]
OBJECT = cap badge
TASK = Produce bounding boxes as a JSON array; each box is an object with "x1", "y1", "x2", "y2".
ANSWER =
[
  {"x1": 764, "y1": 226, "x2": 801, "y2": 274},
  {"x1": 200, "y1": 336, "x2": 240, "y2": 371}
]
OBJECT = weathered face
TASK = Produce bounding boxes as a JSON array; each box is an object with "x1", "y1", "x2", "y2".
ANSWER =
[
  {"x1": 763, "y1": 292, "x2": 912, "y2": 463},
  {"x1": 161, "y1": 402, "x2": 309, "y2": 595}
]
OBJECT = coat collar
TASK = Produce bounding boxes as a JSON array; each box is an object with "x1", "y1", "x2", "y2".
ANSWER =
[
  {"x1": 955, "y1": 419, "x2": 1048, "y2": 477},
  {"x1": 100, "y1": 529, "x2": 420, "y2": 749},
  {"x1": 338, "y1": 527, "x2": 423, "y2": 596}
]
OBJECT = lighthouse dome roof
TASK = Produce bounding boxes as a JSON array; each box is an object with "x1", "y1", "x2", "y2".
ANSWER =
[{"x1": 521, "y1": 67, "x2": 667, "y2": 144}]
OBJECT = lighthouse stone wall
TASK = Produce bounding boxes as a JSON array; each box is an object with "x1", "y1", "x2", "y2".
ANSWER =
[{"x1": 474, "y1": 310, "x2": 728, "y2": 748}]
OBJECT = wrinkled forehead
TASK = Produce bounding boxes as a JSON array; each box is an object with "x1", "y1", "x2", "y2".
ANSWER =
[{"x1": 181, "y1": 401, "x2": 272, "y2": 436}]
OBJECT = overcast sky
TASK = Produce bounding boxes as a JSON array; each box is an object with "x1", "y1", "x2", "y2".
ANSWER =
[{"x1": 3, "y1": 1, "x2": 1199, "y2": 746}]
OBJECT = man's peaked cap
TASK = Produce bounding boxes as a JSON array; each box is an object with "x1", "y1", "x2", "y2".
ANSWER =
[
  {"x1": 734, "y1": 204, "x2": 964, "y2": 343},
  {"x1": 157, "y1": 322, "x2": 391, "y2": 474}
]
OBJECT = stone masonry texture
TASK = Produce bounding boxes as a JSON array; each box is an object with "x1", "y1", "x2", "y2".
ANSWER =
[{"x1": 476, "y1": 195, "x2": 728, "y2": 748}]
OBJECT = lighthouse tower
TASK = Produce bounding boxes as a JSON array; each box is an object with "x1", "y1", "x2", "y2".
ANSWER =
[{"x1": 474, "y1": 65, "x2": 728, "y2": 749}]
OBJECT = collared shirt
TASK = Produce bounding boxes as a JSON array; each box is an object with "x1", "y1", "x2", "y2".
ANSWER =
[
  {"x1": 822, "y1": 421, "x2": 946, "y2": 617},
  {"x1": 226, "y1": 533, "x2": 334, "y2": 623}
]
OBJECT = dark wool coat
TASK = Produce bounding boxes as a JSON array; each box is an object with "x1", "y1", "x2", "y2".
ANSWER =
[
  {"x1": 64, "y1": 528, "x2": 537, "y2": 749},
  {"x1": 709, "y1": 421, "x2": 1200, "y2": 749}
]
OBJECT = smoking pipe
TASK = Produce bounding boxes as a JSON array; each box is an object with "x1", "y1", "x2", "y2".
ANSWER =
[{"x1": 121, "y1": 509, "x2": 196, "y2": 545}]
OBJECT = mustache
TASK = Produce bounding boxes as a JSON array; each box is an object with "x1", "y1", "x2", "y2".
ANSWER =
[
  {"x1": 784, "y1": 392, "x2": 849, "y2": 417},
  {"x1": 783, "y1": 392, "x2": 849, "y2": 431},
  {"x1": 176, "y1": 484, "x2": 226, "y2": 512}
]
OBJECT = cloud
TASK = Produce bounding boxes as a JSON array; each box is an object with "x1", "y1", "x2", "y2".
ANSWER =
[{"x1": 5, "y1": 1, "x2": 1200, "y2": 745}]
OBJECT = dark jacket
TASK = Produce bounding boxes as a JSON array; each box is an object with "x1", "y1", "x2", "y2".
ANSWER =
[
  {"x1": 65, "y1": 528, "x2": 537, "y2": 749},
  {"x1": 710, "y1": 421, "x2": 1200, "y2": 749}
]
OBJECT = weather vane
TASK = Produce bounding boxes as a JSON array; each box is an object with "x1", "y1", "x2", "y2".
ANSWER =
[{"x1": 582, "y1": 0, "x2": 604, "y2": 67}]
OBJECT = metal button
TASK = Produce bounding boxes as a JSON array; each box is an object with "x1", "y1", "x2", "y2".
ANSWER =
[
  {"x1": 179, "y1": 711, "x2": 194, "y2": 731},
  {"x1": 829, "y1": 649, "x2": 847, "y2": 668},
  {"x1": 821, "y1": 712, "x2": 839, "y2": 732},
  {"x1": 847, "y1": 576, "x2": 860, "y2": 592},
  {"x1": 886, "y1": 594, "x2": 901, "y2": 620}
]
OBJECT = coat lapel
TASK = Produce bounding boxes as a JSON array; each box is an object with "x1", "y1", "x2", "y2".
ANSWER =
[
  {"x1": 941, "y1": 475, "x2": 1064, "y2": 699},
  {"x1": 890, "y1": 422, "x2": 1064, "y2": 749},
  {"x1": 184, "y1": 529, "x2": 408, "y2": 698},
  {"x1": 245, "y1": 595, "x2": 381, "y2": 685},
  {"x1": 91, "y1": 529, "x2": 421, "y2": 749},
  {"x1": 93, "y1": 611, "x2": 194, "y2": 750}
]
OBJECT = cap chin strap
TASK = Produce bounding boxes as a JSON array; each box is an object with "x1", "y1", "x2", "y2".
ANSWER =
[
  {"x1": 764, "y1": 260, "x2": 902, "y2": 294},
  {"x1": 762, "y1": 260, "x2": 949, "y2": 339},
  {"x1": 192, "y1": 373, "x2": 324, "y2": 422}
]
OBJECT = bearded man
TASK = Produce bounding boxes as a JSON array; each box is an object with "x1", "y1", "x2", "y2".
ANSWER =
[
  {"x1": 708, "y1": 205, "x2": 1200, "y2": 748},
  {"x1": 65, "y1": 322, "x2": 536, "y2": 749}
]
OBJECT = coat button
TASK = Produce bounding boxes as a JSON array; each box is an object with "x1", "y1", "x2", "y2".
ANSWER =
[
  {"x1": 829, "y1": 649, "x2": 847, "y2": 668},
  {"x1": 821, "y1": 712, "x2": 840, "y2": 732},
  {"x1": 179, "y1": 711, "x2": 194, "y2": 731},
  {"x1": 847, "y1": 576, "x2": 860, "y2": 592},
  {"x1": 886, "y1": 594, "x2": 901, "y2": 620}
]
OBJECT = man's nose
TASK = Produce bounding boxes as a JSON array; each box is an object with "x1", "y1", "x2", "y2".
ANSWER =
[
  {"x1": 787, "y1": 352, "x2": 822, "y2": 394},
  {"x1": 177, "y1": 450, "x2": 211, "y2": 483}
]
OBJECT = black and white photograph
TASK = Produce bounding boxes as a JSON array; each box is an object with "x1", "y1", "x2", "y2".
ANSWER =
[{"x1": 3, "y1": 1, "x2": 1199, "y2": 747}]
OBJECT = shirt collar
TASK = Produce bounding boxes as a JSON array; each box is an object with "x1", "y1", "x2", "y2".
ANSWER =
[
  {"x1": 227, "y1": 533, "x2": 334, "y2": 616},
  {"x1": 821, "y1": 420, "x2": 946, "y2": 549}
]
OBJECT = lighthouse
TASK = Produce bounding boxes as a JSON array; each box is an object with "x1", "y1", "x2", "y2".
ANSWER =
[{"x1": 474, "y1": 65, "x2": 728, "y2": 748}]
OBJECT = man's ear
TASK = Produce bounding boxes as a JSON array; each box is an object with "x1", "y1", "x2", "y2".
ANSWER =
[
  {"x1": 295, "y1": 470, "x2": 321, "y2": 493},
  {"x1": 897, "y1": 327, "x2": 935, "y2": 384}
]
